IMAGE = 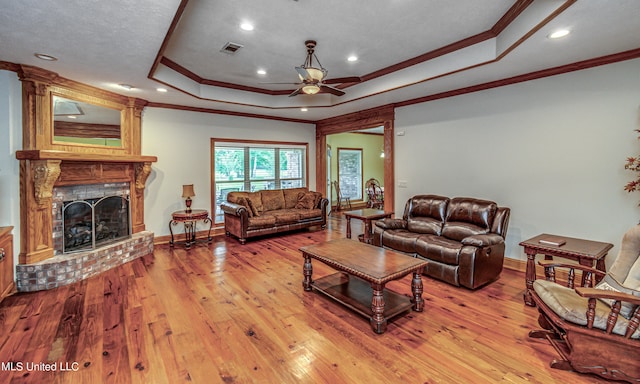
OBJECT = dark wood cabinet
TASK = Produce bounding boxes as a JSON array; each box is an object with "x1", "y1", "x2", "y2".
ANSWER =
[{"x1": 0, "y1": 226, "x2": 14, "y2": 300}]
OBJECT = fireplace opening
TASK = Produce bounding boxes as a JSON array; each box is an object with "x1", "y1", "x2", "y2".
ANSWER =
[{"x1": 62, "y1": 195, "x2": 130, "y2": 253}]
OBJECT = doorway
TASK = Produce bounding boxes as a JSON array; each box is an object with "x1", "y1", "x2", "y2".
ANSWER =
[{"x1": 315, "y1": 105, "x2": 394, "y2": 212}]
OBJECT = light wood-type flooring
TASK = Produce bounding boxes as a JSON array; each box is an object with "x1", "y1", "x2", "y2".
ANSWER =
[{"x1": 0, "y1": 217, "x2": 608, "y2": 383}]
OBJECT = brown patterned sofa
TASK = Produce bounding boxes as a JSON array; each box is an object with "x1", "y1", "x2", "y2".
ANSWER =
[
  {"x1": 372, "y1": 195, "x2": 510, "y2": 289},
  {"x1": 220, "y1": 188, "x2": 328, "y2": 244}
]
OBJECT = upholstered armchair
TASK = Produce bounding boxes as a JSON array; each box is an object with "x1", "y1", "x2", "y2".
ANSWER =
[{"x1": 529, "y1": 225, "x2": 640, "y2": 382}]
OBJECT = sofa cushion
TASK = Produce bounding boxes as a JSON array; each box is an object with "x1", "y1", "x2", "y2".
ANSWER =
[
  {"x1": 409, "y1": 195, "x2": 449, "y2": 220},
  {"x1": 416, "y1": 235, "x2": 462, "y2": 266},
  {"x1": 235, "y1": 197, "x2": 253, "y2": 218},
  {"x1": 297, "y1": 209, "x2": 323, "y2": 220},
  {"x1": 381, "y1": 230, "x2": 421, "y2": 254},
  {"x1": 247, "y1": 192, "x2": 264, "y2": 213},
  {"x1": 442, "y1": 198, "x2": 497, "y2": 241},
  {"x1": 408, "y1": 217, "x2": 444, "y2": 235},
  {"x1": 247, "y1": 214, "x2": 277, "y2": 229},
  {"x1": 261, "y1": 190, "x2": 285, "y2": 211},
  {"x1": 295, "y1": 192, "x2": 319, "y2": 209},
  {"x1": 246, "y1": 197, "x2": 260, "y2": 217},
  {"x1": 227, "y1": 191, "x2": 249, "y2": 204},
  {"x1": 284, "y1": 187, "x2": 308, "y2": 209},
  {"x1": 269, "y1": 209, "x2": 302, "y2": 224}
]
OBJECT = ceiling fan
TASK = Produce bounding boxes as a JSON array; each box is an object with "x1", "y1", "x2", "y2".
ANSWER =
[{"x1": 273, "y1": 40, "x2": 362, "y2": 97}]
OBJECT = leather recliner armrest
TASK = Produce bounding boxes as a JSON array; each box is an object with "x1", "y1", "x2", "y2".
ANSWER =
[
  {"x1": 375, "y1": 218, "x2": 407, "y2": 230},
  {"x1": 461, "y1": 233, "x2": 504, "y2": 247}
]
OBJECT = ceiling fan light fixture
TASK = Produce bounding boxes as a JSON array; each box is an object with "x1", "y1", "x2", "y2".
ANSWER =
[
  {"x1": 302, "y1": 84, "x2": 320, "y2": 95},
  {"x1": 305, "y1": 67, "x2": 325, "y2": 82}
]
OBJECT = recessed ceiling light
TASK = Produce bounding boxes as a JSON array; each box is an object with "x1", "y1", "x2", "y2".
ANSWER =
[
  {"x1": 157, "y1": 87, "x2": 168, "y2": 93},
  {"x1": 34, "y1": 53, "x2": 58, "y2": 61},
  {"x1": 347, "y1": 55, "x2": 358, "y2": 62},
  {"x1": 548, "y1": 29, "x2": 570, "y2": 39},
  {"x1": 118, "y1": 84, "x2": 134, "y2": 90},
  {"x1": 300, "y1": 108, "x2": 308, "y2": 112},
  {"x1": 257, "y1": 69, "x2": 266, "y2": 75},
  {"x1": 240, "y1": 22, "x2": 254, "y2": 31}
]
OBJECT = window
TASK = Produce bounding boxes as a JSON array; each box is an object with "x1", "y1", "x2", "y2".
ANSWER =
[
  {"x1": 212, "y1": 139, "x2": 308, "y2": 223},
  {"x1": 337, "y1": 148, "x2": 363, "y2": 201}
]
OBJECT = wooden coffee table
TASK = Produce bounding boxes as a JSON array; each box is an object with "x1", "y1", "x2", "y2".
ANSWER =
[
  {"x1": 300, "y1": 238, "x2": 428, "y2": 334},
  {"x1": 520, "y1": 233, "x2": 613, "y2": 306}
]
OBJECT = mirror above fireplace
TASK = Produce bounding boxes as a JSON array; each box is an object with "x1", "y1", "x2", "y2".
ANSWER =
[{"x1": 53, "y1": 95, "x2": 123, "y2": 147}]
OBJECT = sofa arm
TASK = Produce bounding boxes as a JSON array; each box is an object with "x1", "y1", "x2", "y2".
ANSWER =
[
  {"x1": 220, "y1": 201, "x2": 249, "y2": 217},
  {"x1": 375, "y1": 218, "x2": 407, "y2": 230},
  {"x1": 461, "y1": 233, "x2": 504, "y2": 247}
]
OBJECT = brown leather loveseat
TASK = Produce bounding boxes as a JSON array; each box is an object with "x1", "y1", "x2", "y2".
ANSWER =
[
  {"x1": 372, "y1": 195, "x2": 510, "y2": 289},
  {"x1": 221, "y1": 187, "x2": 328, "y2": 244}
]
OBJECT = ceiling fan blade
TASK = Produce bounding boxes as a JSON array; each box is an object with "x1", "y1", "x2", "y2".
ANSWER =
[
  {"x1": 260, "y1": 82, "x2": 303, "y2": 85},
  {"x1": 320, "y1": 85, "x2": 345, "y2": 97},
  {"x1": 288, "y1": 87, "x2": 304, "y2": 97},
  {"x1": 295, "y1": 66, "x2": 311, "y2": 82},
  {"x1": 322, "y1": 76, "x2": 362, "y2": 84}
]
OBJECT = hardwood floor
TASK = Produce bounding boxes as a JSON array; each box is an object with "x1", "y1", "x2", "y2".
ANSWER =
[{"x1": 0, "y1": 218, "x2": 607, "y2": 383}]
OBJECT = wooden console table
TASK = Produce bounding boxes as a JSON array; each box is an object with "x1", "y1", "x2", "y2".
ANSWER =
[
  {"x1": 344, "y1": 209, "x2": 393, "y2": 244},
  {"x1": 300, "y1": 239, "x2": 427, "y2": 334},
  {"x1": 520, "y1": 233, "x2": 613, "y2": 306},
  {"x1": 169, "y1": 209, "x2": 212, "y2": 248}
]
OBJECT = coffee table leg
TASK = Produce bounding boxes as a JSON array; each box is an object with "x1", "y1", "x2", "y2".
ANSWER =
[
  {"x1": 302, "y1": 254, "x2": 313, "y2": 291},
  {"x1": 411, "y1": 272, "x2": 424, "y2": 312},
  {"x1": 370, "y1": 283, "x2": 387, "y2": 334}
]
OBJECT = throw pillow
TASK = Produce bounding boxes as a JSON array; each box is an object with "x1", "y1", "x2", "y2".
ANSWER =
[
  {"x1": 295, "y1": 192, "x2": 317, "y2": 209},
  {"x1": 623, "y1": 253, "x2": 640, "y2": 290},
  {"x1": 235, "y1": 197, "x2": 253, "y2": 218},
  {"x1": 246, "y1": 198, "x2": 260, "y2": 217},
  {"x1": 595, "y1": 274, "x2": 640, "y2": 319}
]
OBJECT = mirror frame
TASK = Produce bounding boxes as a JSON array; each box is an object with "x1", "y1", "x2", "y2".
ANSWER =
[{"x1": 16, "y1": 64, "x2": 147, "y2": 156}]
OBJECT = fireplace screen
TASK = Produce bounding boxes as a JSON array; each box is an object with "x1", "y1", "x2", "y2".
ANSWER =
[{"x1": 62, "y1": 195, "x2": 130, "y2": 253}]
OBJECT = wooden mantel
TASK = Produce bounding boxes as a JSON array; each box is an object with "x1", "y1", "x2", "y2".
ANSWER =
[{"x1": 16, "y1": 150, "x2": 157, "y2": 163}]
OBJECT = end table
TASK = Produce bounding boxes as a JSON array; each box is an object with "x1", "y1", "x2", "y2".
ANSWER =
[
  {"x1": 344, "y1": 209, "x2": 393, "y2": 244},
  {"x1": 169, "y1": 209, "x2": 213, "y2": 248},
  {"x1": 520, "y1": 233, "x2": 613, "y2": 306}
]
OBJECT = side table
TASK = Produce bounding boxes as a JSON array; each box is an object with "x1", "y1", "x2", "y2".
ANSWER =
[
  {"x1": 344, "y1": 209, "x2": 393, "y2": 244},
  {"x1": 169, "y1": 209, "x2": 213, "y2": 248},
  {"x1": 520, "y1": 233, "x2": 613, "y2": 306}
]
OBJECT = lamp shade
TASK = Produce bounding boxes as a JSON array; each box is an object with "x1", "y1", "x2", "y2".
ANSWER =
[
  {"x1": 182, "y1": 184, "x2": 195, "y2": 198},
  {"x1": 302, "y1": 84, "x2": 320, "y2": 95}
]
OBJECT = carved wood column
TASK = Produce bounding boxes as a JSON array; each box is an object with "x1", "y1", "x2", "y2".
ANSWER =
[
  {"x1": 19, "y1": 159, "x2": 61, "y2": 264},
  {"x1": 132, "y1": 162, "x2": 152, "y2": 233}
]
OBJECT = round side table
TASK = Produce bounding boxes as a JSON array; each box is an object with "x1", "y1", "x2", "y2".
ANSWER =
[{"x1": 169, "y1": 209, "x2": 212, "y2": 248}]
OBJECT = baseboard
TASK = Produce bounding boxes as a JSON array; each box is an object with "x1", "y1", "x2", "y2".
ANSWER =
[{"x1": 154, "y1": 227, "x2": 226, "y2": 245}]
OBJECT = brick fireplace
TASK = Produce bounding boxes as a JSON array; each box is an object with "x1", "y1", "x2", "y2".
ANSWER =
[{"x1": 14, "y1": 153, "x2": 157, "y2": 291}]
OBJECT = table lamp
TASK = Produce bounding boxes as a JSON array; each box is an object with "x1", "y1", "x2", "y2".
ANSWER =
[{"x1": 182, "y1": 184, "x2": 195, "y2": 212}]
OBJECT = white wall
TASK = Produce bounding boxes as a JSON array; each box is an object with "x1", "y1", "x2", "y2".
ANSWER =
[
  {"x1": 141, "y1": 108, "x2": 316, "y2": 237},
  {"x1": 395, "y1": 58, "x2": 640, "y2": 266},
  {"x1": 0, "y1": 70, "x2": 22, "y2": 265}
]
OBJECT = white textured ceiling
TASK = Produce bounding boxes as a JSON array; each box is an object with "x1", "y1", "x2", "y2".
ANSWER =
[{"x1": 1, "y1": 0, "x2": 639, "y2": 122}]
